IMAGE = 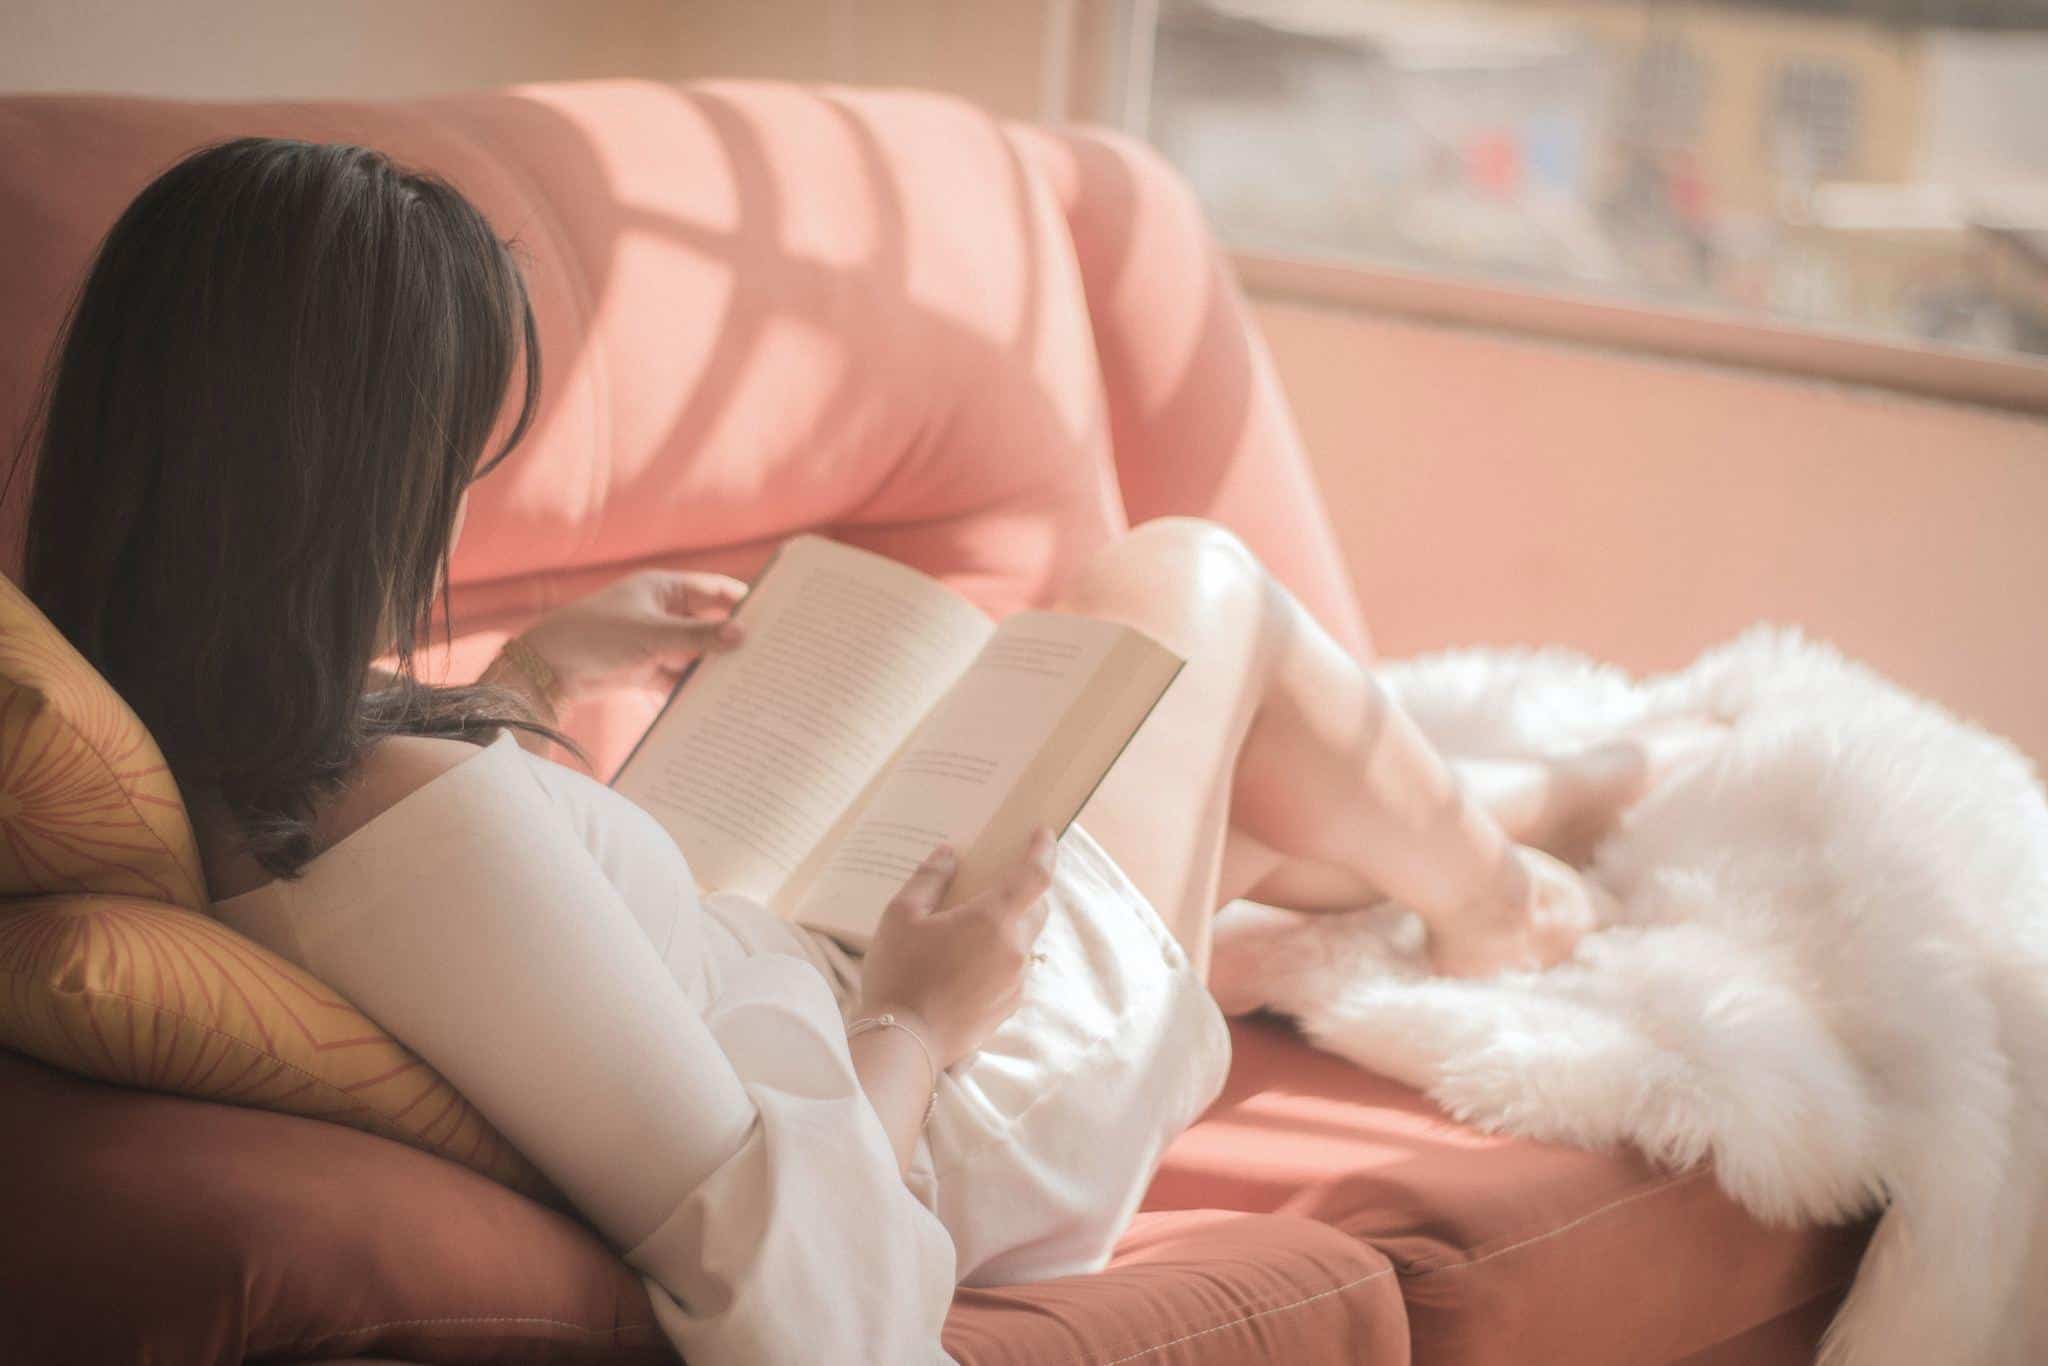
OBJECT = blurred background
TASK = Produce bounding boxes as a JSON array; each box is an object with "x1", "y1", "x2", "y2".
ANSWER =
[
  {"x1": 1147, "y1": 0, "x2": 2048, "y2": 357},
  {"x1": 7, "y1": 0, "x2": 2046, "y2": 357}
]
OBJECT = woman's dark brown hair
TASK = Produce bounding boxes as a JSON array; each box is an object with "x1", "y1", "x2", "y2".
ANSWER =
[{"x1": 8, "y1": 136, "x2": 586, "y2": 882}]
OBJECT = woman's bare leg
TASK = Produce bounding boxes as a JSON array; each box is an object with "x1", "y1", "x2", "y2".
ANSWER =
[
  {"x1": 1059, "y1": 518, "x2": 1630, "y2": 980},
  {"x1": 1226, "y1": 734, "x2": 1724, "y2": 912},
  {"x1": 1450, "y1": 726, "x2": 1729, "y2": 865},
  {"x1": 1060, "y1": 519, "x2": 1725, "y2": 978}
]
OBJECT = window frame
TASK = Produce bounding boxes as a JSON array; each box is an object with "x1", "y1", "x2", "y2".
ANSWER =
[{"x1": 1091, "y1": 0, "x2": 2048, "y2": 415}]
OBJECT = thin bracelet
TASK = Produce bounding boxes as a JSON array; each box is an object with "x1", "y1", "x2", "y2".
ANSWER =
[
  {"x1": 846, "y1": 1013, "x2": 940, "y2": 1128},
  {"x1": 496, "y1": 634, "x2": 562, "y2": 720}
]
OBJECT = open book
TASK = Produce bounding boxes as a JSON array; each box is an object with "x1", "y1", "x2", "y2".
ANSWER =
[{"x1": 610, "y1": 535, "x2": 1183, "y2": 948}]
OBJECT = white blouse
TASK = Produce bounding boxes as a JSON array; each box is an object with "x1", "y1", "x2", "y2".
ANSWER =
[{"x1": 208, "y1": 727, "x2": 959, "y2": 1366}]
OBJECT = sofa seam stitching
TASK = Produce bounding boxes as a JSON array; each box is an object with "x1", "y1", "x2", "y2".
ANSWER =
[
  {"x1": 1077, "y1": 1264, "x2": 1395, "y2": 1366},
  {"x1": 1399, "y1": 1167, "x2": 1715, "y2": 1276}
]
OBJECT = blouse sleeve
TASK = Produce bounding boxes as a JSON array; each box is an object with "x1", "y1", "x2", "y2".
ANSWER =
[{"x1": 278, "y1": 740, "x2": 959, "y2": 1366}]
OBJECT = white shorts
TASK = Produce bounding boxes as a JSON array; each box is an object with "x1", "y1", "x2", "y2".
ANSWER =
[{"x1": 774, "y1": 822, "x2": 1234, "y2": 1287}]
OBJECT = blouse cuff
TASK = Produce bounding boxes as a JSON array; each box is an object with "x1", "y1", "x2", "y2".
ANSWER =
[{"x1": 623, "y1": 954, "x2": 958, "y2": 1366}]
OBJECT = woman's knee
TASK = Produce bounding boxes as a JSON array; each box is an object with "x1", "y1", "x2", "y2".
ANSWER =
[
  {"x1": 1093, "y1": 517, "x2": 1266, "y2": 591},
  {"x1": 1056, "y1": 516, "x2": 1272, "y2": 631}
]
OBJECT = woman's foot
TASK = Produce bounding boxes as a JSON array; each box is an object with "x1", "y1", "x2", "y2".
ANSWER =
[
  {"x1": 1524, "y1": 715, "x2": 1730, "y2": 865},
  {"x1": 1424, "y1": 844, "x2": 1618, "y2": 979}
]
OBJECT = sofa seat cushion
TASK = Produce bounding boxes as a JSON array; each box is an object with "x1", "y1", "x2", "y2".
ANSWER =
[
  {"x1": 1142, "y1": 1016, "x2": 1872, "y2": 1366},
  {"x1": 943, "y1": 1209, "x2": 1406, "y2": 1366},
  {"x1": 1, "y1": 1046, "x2": 1407, "y2": 1365}
]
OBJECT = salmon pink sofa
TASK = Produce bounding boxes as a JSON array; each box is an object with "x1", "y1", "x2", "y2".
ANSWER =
[{"x1": 0, "y1": 80, "x2": 1868, "y2": 1363}]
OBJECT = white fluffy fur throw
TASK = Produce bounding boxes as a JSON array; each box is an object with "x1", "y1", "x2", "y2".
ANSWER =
[{"x1": 1214, "y1": 626, "x2": 2048, "y2": 1364}]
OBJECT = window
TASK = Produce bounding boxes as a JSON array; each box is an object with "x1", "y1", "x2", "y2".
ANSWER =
[
  {"x1": 1771, "y1": 61, "x2": 1861, "y2": 183},
  {"x1": 1128, "y1": 0, "x2": 2048, "y2": 358}
]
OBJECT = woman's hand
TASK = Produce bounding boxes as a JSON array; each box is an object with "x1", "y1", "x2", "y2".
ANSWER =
[
  {"x1": 856, "y1": 830, "x2": 1060, "y2": 1071},
  {"x1": 513, "y1": 569, "x2": 748, "y2": 707}
]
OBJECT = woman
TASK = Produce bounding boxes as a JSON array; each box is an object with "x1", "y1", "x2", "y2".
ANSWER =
[{"x1": 15, "y1": 139, "x2": 1711, "y2": 1364}]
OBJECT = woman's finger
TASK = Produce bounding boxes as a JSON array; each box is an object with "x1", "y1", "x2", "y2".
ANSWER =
[
  {"x1": 651, "y1": 615, "x2": 744, "y2": 665},
  {"x1": 889, "y1": 844, "x2": 958, "y2": 918},
  {"x1": 1015, "y1": 880, "x2": 1054, "y2": 946},
  {"x1": 1017, "y1": 826, "x2": 1058, "y2": 896},
  {"x1": 971, "y1": 827, "x2": 1057, "y2": 922},
  {"x1": 657, "y1": 571, "x2": 749, "y2": 616}
]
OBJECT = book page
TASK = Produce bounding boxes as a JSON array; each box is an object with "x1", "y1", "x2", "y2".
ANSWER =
[
  {"x1": 785, "y1": 611, "x2": 1181, "y2": 946},
  {"x1": 611, "y1": 535, "x2": 991, "y2": 904}
]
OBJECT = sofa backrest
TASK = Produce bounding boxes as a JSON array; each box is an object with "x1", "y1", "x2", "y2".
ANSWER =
[{"x1": 0, "y1": 78, "x2": 1366, "y2": 776}]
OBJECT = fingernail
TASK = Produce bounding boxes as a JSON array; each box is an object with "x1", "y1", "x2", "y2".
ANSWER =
[
  {"x1": 716, "y1": 620, "x2": 744, "y2": 644},
  {"x1": 930, "y1": 844, "x2": 956, "y2": 866}
]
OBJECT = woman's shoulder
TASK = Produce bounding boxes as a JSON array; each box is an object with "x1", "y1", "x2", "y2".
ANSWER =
[
  {"x1": 336, "y1": 730, "x2": 500, "y2": 835},
  {"x1": 197, "y1": 730, "x2": 512, "y2": 902}
]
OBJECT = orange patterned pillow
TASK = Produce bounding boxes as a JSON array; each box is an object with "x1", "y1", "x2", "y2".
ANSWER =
[
  {"x1": 0, "y1": 574, "x2": 550, "y2": 1200},
  {"x1": 0, "y1": 573, "x2": 206, "y2": 906}
]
